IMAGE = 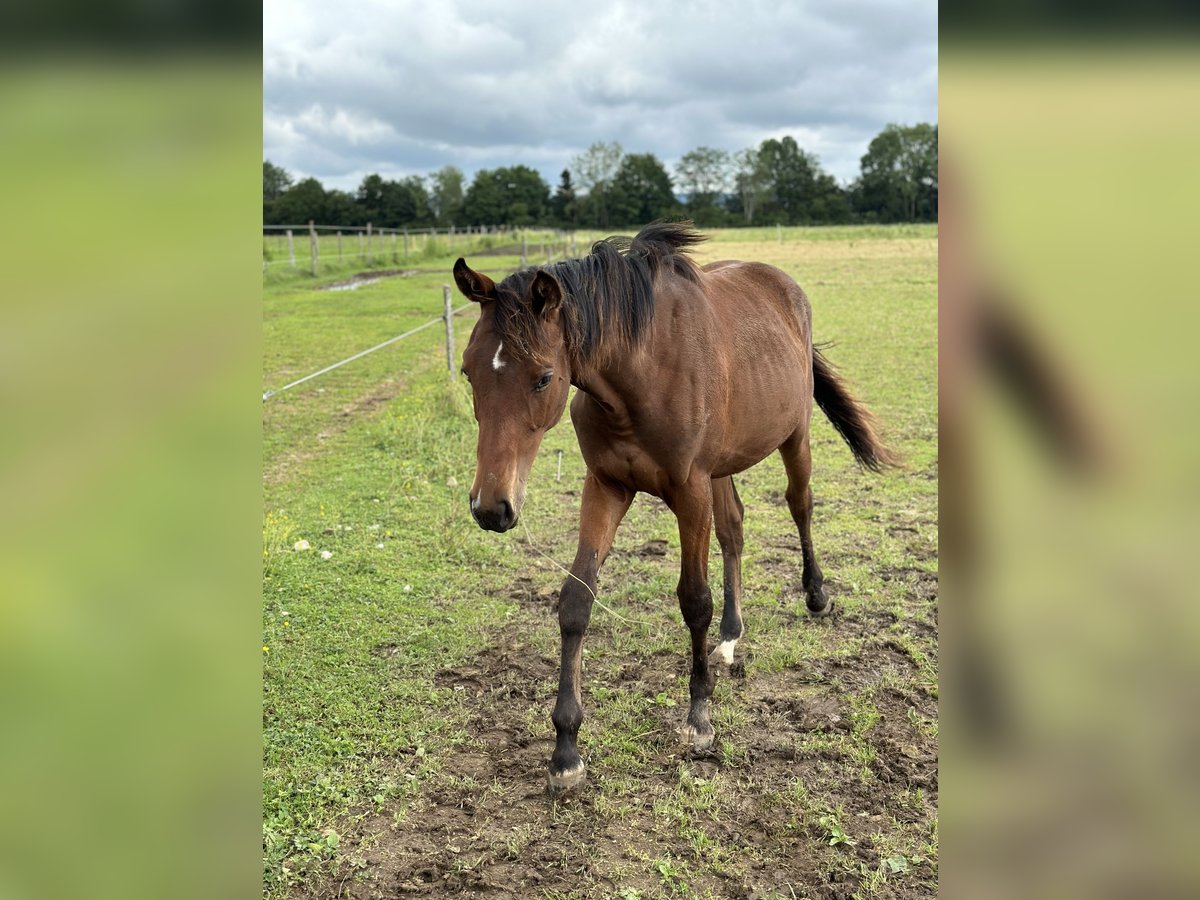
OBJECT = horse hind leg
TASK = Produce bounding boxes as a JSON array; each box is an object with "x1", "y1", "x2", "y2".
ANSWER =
[
  {"x1": 709, "y1": 475, "x2": 745, "y2": 668},
  {"x1": 779, "y1": 429, "x2": 830, "y2": 616}
]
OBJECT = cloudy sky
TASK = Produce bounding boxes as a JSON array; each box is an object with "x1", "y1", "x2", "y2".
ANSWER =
[{"x1": 264, "y1": 0, "x2": 936, "y2": 192}]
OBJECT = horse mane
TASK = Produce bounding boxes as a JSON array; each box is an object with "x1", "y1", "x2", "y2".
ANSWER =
[{"x1": 492, "y1": 221, "x2": 706, "y2": 367}]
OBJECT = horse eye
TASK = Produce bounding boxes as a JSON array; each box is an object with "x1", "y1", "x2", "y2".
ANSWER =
[{"x1": 534, "y1": 371, "x2": 553, "y2": 392}]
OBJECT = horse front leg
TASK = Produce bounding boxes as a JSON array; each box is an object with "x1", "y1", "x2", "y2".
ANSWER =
[
  {"x1": 668, "y1": 476, "x2": 717, "y2": 750},
  {"x1": 548, "y1": 473, "x2": 632, "y2": 796}
]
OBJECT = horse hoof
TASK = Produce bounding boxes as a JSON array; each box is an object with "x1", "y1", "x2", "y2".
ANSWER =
[
  {"x1": 546, "y1": 762, "x2": 586, "y2": 797},
  {"x1": 681, "y1": 723, "x2": 715, "y2": 751},
  {"x1": 807, "y1": 594, "x2": 833, "y2": 618}
]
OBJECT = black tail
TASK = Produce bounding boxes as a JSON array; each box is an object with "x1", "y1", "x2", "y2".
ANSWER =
[{"x1": 812, "y1": 347, "x2": 899, "y2": 472}]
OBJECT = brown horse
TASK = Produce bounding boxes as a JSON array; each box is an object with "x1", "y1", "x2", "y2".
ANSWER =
[{"x1": 453, "y1": 222, "x2": 895, "y2": 794}]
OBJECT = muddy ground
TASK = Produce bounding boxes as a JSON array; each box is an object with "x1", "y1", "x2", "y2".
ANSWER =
[{"x1": 305, "y1": 537, "x2": 938, "y2": 900}]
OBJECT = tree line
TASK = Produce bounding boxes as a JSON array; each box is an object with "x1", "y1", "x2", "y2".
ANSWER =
[{"x1": 264, "y1": 123, "x2": 936, "y2": 230}]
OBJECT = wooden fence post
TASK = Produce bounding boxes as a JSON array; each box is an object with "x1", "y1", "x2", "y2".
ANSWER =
[
  {"x1": 391, "y1": 231, "x2": 398, "y2": 263},
  {"x1": 403, "y1": 227, "x2": 409, "y2": 258},
  {"x1": 443, "y1": 285, "x2": 456, "y2": 382},
  {"x1": 287, "y1": 229, "x2": 295, "y2": 268},
  {"x1": 521, "y1": 232, "x2": 527, "y2": 267},
  {"x1": 309, "y1": 220, "x2": 318, "y2": 275},
  {"x1": 366, "y1": 223, "x2": 373, "y2": 265},
  {"x1": 337, "y1": 231, "x2": 343, "y2": 260}
]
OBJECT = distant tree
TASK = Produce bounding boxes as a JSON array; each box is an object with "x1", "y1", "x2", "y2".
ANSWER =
[
  {"x1": 675, "y1": 147, "x2": 731, "y2": 224},
  {"x1": 750, "y1": 137, "x2": 849, "y2": 225},
  {"x1": 381, "y1": 176, "x2": 434, "y2": 227},
  {"x1": 809, "y1": 171, "x2": 853, "y2": 224},
  {"x1": 272, "y1": 177, "x2": 328, "y2": 224},
  {"x1": 354, "y1": 174, "x2": 433, "y2": 227},
  {"x1": 429, "y1": 165, "x2": 465, "y2": 226},
  {"x1": 263, "y1": 160, "x2": 292, "y2": 200},
  {"x1": 463, "y1": 165, "x2": 551, "y2": 226},
  {"x1": 609, "y1": 153, "x2": 678, "y2": 226},
  {"x1": 571, "y1": 142, "x2": 623, "y2": 228},
  {"x1": 323, "y1": 189, "x2": 362, "y2": 227},
  {"x1": 731, "y1": 148, "x2": 768, "y2": 224},
  {"x1": 756, "y1": 137, "x2": 815, "y2": 224},
  {"x1": 355, "y1": 173, "x2": 387, "y2": 223},
  {"x1": 852, "y1": 123, "x2": 938, "y2": 222},
  {"x1": 551, "y1": 169, "x2": 576, "y2": 227}
]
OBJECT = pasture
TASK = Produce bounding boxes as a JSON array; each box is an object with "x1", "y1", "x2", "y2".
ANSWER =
[{"x1": 263, "y1": 224, "x2": 938, "y2": 899}]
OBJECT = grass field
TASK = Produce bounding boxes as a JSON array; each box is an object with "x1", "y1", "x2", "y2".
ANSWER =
[{"x1": 263, "y1": 224, "x2": 938, "y2": 899}]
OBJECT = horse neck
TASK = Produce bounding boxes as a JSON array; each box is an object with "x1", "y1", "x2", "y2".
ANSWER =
[{"x1": 570, "y1": 342, "x2": 650, "y2": 415}]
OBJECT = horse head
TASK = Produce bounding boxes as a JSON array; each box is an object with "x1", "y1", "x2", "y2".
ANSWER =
[{"x1": 453, "y1": 258, "x2": 572, "y2": 532}]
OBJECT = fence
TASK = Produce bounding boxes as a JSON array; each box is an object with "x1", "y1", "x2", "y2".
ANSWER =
[
  {"x1": 262, "y1": 221, "x2": 582, "y2": 273},
  {"x1": 262, "y1": 288, "x2": 473, "y2": 401}
]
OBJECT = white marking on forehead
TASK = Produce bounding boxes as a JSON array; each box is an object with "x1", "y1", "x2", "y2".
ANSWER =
[{"x1": 492, "y1": 341, "x2": 506, "y2": 371}]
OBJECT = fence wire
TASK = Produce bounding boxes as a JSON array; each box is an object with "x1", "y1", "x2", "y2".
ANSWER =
[{"x1": 262, "y1": 302, "x2": 474, "y2": 401}]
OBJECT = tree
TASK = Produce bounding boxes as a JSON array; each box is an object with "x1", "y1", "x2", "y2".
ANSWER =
[
  {"x1": 355, "y1": 173, "x2": 387, "y2": 223},
  {"x1": 756, "y1": 137, "x2": 815, "y2": 224},
  {"x1": 731, "y1": 148, "x2": 768, "y2": 224},
  {"x1": 380, "y1": 176, "x2": 433, "y2": 227},
  {"x1": 551, "y1": 169, "x2": 576, "y2": 227},
  {"x1": 323, "y1": 189, "x2": 362, "y2": 227},
  {"x1": 675, "y1": 147, "x2": 731, "y2": 223},
  {"x1": 354, "y1": 174, "x2": 433, "y2": 227},
  {"x1": 463, "y1": 166, "x2": 551, "y2": 226},
  {"x1": 429, "y1": 166, "x2": 465, "y2": 226},
  {"x1": 608, "y1": 154, "x2": 678, "y2": 226},
  {"x1": 263, "y1": 161, "x2": 292, "y2": 200},
  {"x1": 271, "y1": 177, "x2": 327, "y2": 224},
  {"x1": 749, "y1": 137, "x2": 851, "y2": 225},
  {"x1": 571, "y1": 142, "x2": 623, "y2": 228},
  {"x1": 853, "y1": 123, "x2": 938, "y2": 222}
]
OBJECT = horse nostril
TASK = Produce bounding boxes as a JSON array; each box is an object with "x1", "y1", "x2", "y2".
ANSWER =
[{"x1": 499, "y1": 500, "x2": 514, "y2": 529}]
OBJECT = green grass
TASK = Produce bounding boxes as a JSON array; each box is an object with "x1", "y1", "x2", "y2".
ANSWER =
[{"x1": 262, "y1": 225, "x2": 937, "y2": 897}]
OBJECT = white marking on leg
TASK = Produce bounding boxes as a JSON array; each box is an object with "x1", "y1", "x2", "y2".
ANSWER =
[
  {"x1": 548, "y1": 760, "x2": 586, "y2": 791},
  {"x1": 492, "y1": 341, "x2": 506, "y2": 371},
  {"x1": 711, "y1": 639, "x2": 737, "y2": 666}
]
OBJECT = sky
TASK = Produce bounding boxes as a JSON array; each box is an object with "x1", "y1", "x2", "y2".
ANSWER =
[{"x1": 263, "y1": 0, "x2": 937, "y2": 193}]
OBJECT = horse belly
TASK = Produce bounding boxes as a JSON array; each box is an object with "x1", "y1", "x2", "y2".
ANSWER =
[{"x1": 712, "y1": 344, "x2": 809, "y2": 477}]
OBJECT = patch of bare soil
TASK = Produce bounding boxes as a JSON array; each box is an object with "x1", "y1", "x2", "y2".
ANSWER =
[
  {"x1": 264, "y1": 378, "x2": 405, "y2": 485},
  {"x1": 469, "y1": 243, "x2": 523, "y2": 257},
  {"x1": 308, "y1": 552, "x2": 938, "y2": 899},
  {"x1": 319, "y1": 271, "x2": 424, "y2": 291}
]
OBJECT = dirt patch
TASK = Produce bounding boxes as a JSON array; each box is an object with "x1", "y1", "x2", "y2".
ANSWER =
[
  {"x1": 264, "y1": 377, "x2": 406, "y2": 485},
  {"x1": 319, "y1": 270, "x2": 424, "y2": 291},
  {"x1": 309, "y1": 557, "x2": 939, "y2": 899},
  {"x1": 470, "y1": 243, "x2": 523, "y2": 257}
]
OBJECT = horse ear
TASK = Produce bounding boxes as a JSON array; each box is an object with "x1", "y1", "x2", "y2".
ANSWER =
[
  {"x1": 530, "y1": 270, "x2": 562, "y2": 317},
  {"x1": 453, "y1": 258, "x2": 496, "y2": 303}
]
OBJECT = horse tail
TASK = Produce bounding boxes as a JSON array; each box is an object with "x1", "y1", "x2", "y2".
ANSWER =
[{"x1": 812, "y1": 346, "x2": 900, "y2": 472}]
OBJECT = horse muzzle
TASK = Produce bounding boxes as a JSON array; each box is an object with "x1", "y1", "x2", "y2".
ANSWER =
[{"x1": 470, "y1": 494, "x2": 519, "y2": 533}]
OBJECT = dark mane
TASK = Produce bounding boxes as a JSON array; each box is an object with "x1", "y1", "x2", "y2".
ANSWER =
[{"x1": 493, "y1": 221, "x2": 706, "y2": 366}]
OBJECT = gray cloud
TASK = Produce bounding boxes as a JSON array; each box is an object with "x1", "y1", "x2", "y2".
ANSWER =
[{"x1": 263, "y1": 0, "x2": 936, "y2": 191}]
